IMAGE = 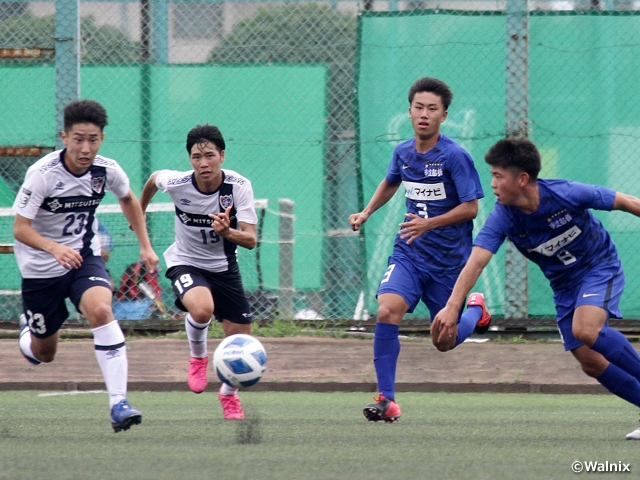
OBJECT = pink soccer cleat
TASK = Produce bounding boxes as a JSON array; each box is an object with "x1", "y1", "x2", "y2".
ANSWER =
[
  {"x1": 187, "y1": 357, "x2": 209, "y2": 394},
  {"x1": 218, "y1": 389, "x2": 245, "y2": 420},
  {"x1": 468, "y1": 292, "x2": 492, "y2": 335}
]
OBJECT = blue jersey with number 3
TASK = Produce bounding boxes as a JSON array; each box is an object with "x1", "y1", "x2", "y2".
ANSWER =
[
  {"x1": 385, "y1": 134, "x2": 484, "y2": 271},
  {"x1": 474, "y1": 179, "x2": 618, "y2": 291}
]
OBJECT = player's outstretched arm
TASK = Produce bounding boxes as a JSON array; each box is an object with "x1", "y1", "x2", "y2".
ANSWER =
[
  {"x1": 119, "y1": 190, "x2": 159, "y2": 273},
  {"x1": 139, "y1": 171, "x2": 160, "y2": 214},
  {"x1": 13, "y1": 214, "x2": 83, "y2": 269},
  {"x1": 612, "y1": 192, "x2": 640, "y2": 218},
  {"x1": 348, "y1": 179, "x2": 400, "y2": 231},
  {"x1": 432, "y1": 246, "x2": 493, "y2": 343},
  {"x1": 210, "y1": 206, "x2": 257, "y2": 250}
]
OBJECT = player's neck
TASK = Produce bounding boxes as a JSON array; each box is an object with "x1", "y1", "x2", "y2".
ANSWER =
[
  {"x1": 414, "y1": 132, "x2": 440, "y2": 154},
  {"x1": 515, "y1": 183, "x2": 540, "y2": 214},
  {"x1": 194, "y1": 172, "x2": 223, "y2": 193}
]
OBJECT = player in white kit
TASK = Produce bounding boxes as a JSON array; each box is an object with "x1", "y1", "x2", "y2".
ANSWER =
[
  {"x1": 140, "y1": 124, "x2": 257, "y2": 420},
  {"x1": 14, "y1": 99, "x2": 159, "y2": 432}
]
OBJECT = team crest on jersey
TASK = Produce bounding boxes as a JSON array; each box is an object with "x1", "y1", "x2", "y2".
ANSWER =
[
  {"x1": 18, "y1": 188, "x2": 32, "y2": 208},
  {"x1": 47, "y1": 199, "x2": 62, "y2": 212},
  {"x1": 220, "y1": 195, "x2": 233, "y2": 210},
  {"x1": 91, "y1": 175, "x2": 106, "y2": 194}
]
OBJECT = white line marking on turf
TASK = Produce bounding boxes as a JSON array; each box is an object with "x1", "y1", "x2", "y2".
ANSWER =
[{"x1": 38, "y1": 390, "x2": 106, "y2": 397}]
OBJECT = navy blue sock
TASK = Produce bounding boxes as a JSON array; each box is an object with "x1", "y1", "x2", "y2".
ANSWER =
[
  {"x1": 591, "y1": 327, "x2": 640, "y2": 381},
  {"x1": 373, "y1": 323, "x2": 400, "y2": 401},
  {"x1": 596, "y1": 363, "x2": 640, "y2": 408},
  {"x1": 455, "y1": 306, "x2": 481, "y2": 346}
]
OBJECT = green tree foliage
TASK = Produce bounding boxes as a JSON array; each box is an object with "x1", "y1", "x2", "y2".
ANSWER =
[
  {"x1": 0, "y1": 13, "x2": 140, "y2": 64},
  {"x1": 209, "y1": 4, "x2": 357, "y2": 134}
]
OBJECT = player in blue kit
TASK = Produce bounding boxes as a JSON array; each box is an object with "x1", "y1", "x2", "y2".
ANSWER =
[
  {"x1": 13, "y1": 100, "x2": 159, "y2": 432},
  {"x1": 434, "y1": 137, "x2": 640, "y2": 440},
  {"x1": 348, "y1": 77, "x2": 491, "y2": 422}
]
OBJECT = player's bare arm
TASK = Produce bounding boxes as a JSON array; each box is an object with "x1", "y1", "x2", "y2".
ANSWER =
[
  {"x1": 349, "y1": 179, "x2": 400, "y2": 231},
  {"x1": 139, "y1": 171, "x2": 160, "y2": 214},
  {"x1": 612, "y1": 191, "x2": 640, "y2": 217},
  {"x1": 13, "y1": 214, "x2": 83, "y2": 269},
  {"x1": 209, "y1": 206, "x2": 257, "y2": 250},
  {"x1": 119, "y1": 190, "x2": 159, "y2": 272},
  {"x1": 432, "y1": 246, "x2": 493, "y2": 343},
  {"x1": 399, "y1": 199, "x2": 478, "y2": 245}
]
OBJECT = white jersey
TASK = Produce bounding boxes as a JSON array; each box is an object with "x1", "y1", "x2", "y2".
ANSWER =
[
  {"x1": 156, "y1": 168, "x2": 258, "y2": 272},
  {"x1": 13, "y1": 149, "x2": 130, "y2": 279}
]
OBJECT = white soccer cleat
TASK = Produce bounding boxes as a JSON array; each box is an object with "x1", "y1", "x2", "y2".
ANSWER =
[{"x1": 626, "y1": 425, "x2": 640, "y2": 440}]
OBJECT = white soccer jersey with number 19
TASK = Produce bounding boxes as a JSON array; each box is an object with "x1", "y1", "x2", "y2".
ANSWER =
[
  {"x1": 12, "y1": 149, "x2": 131, "y2": 279},
  {"x1": 156, "y1": 169, "x2": 258, "y2": 272}
]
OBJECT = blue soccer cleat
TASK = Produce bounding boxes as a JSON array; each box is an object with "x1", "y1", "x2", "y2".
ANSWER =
[{"x1": 110, "y1": 399, "x2": 142, "y2": 433}]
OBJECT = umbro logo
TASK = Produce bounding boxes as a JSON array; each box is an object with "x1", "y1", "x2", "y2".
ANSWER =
[
  {"x1": 55, "y1": 181, "x2": 65, "y2": 190},
  {"x1": 180, "y1": 199, "x2": 191, "y2": 206}
]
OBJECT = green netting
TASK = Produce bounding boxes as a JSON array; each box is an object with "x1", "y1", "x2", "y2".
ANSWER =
[
  {"x1": 0, "y1": 64, "x2": 327, "y2": 295},
  {"x1": 358, "y1": 11, "x2": 640, "y2": 319}
]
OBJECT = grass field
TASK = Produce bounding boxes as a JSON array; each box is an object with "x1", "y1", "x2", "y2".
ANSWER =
[{"x1": 0, "y1": 391, "x2": 638, "y2": 480}]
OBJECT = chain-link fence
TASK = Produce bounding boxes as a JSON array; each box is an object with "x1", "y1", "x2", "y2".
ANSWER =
[{"x1": 2, "y1": 0, "x2": 640, "y2": 329}]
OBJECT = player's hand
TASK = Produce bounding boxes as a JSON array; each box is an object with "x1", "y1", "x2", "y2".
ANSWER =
[
  {"x1": 399, "y1": 213, "x2": 429, "y2": 245},
  {"x1": 432, "y1": 305, "x2": 459, "y2": 347},
  {"x1": 139, "y1": 246, "x2": 159, "y2": 273},
  {"x1": 348, "y1": 212, "x2": 369, "y2": 231},
  {"x1": 210, "y1": 206, "x2": 232, "y2": 237},
  {"x1": 52, "y1": 244, "x2": 83, "y2": 269}
]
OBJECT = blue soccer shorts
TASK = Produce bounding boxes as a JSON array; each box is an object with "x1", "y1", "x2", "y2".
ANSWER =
[
  {"x1": 555, "y1": 262, "x2": 624, "y2": 351},
  {"x1": 376, "y1": 252, "x2": 463, "y2": 320},
  {"x1": 166, "y1": 263, "x2": 253, "y2": 324},
  {"x1": 21, "y1": 255, "x2": 112, "y2": 339}
]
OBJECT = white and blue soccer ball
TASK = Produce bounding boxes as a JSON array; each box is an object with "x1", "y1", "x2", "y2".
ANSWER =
[{"x1": 213, "y1": 334, "x2": 267, "y2": 388}]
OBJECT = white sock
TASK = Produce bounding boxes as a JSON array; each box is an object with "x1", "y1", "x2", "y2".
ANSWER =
[
  {"x1": 18, "y1": 327, "x2": 40, "y2": 363},
  {"x1": 185, "y1": 314, "x2": 211, "y2": 358},
  {"x1": 92, "y1": 320, "x2": 127, "y2": 408},
  {"x1": 220, "y1": 383, "x2": 239, "y2": 396}
]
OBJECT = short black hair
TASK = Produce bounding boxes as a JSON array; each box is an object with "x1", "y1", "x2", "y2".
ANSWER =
[
  {"x1": 186, "y1": 124, "x2": 225, "y2": 153},
  {"x1": 484, "y1": 138, "x2": 541, "y2": 181},
  {"x1": 63, "y1": 100, "x2": 108, "y2": 132},
  {"x1": 408, "y1": 77, "x2": 453, "y2": 111}
]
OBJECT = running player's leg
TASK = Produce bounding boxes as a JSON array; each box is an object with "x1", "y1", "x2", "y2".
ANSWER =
[
  {"x1": 19, "y1": 276, "x2": 70, "y2": 363},
  {"x1": 209, "y1": 266, "x2": 254, "y2": 420},
  {"x1": 167, "y1": 266, "x2": 213, "y2": 393},
  {"x1": 572, "y1": 265, "x2": 640, "y2": 381},
  {"x1": 75, "y1": 257, "x2": 141, "y2": 432}
]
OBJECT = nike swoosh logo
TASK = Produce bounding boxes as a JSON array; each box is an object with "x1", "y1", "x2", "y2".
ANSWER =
[
  {"x1": 582, "y1": 293, "x2": 599, "y2": 298},
  {"x1": 402, "y1": 165, "x2": 410, "y2": 169}
]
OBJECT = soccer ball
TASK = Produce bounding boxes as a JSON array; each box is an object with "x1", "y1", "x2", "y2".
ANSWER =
[{"x1": 213, "y1": 334, "x2": 267, "y2": 388}]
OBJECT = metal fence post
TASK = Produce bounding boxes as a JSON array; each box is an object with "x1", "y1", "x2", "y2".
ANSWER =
[
  {"x1": 505, "y1": 0, "x2": 529, "y2": 321},
  {"x1": 279, "y1": 198, "x2": 295, "y2": 318},
  {"x1": 54, "y1": 0, "x2": 80, "y2": 147}
]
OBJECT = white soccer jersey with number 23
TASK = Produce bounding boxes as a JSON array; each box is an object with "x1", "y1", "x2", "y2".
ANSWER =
[{"x1": 12, "y1": 149, "x2": 130, "y2": 279}]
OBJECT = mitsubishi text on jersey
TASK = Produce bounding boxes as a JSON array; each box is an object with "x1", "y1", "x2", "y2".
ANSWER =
[
  {"x1": 156, "y1": 169, "x2": 258, "y2": 272},
  {"x1": 386, "y1": 134, "x2": 484, "y2": 271},
  {"x1": 12, "y1": 149, "x2": 131, "y2": 278}
]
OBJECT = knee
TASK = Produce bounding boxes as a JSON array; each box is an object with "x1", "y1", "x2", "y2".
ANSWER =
[
  {"x1": 572, "y1": 325, "x2": 599, "y2": 347},
  {"x1": 576, "y1": 353, "x2": 608, "y2": 378},
  {"x1": 189, "y1": 308, "x2": 213, "y2": 324},
  {"x1": 432, "y1": 336, "x2": 455, "y2": 353}
]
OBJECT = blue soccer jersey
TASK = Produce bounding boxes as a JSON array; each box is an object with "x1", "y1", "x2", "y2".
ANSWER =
[
  {"x1": 386, "y1": 134, "x2": 484, "y2": 271},
  {"x1": 474, "y1": 179, "x2": 619, "y2": 291}
]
